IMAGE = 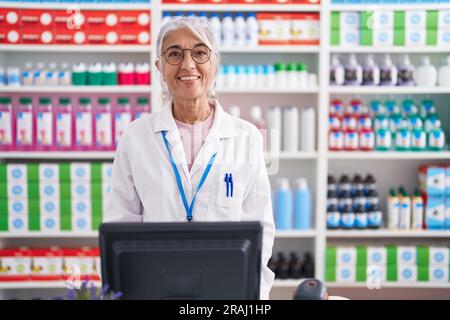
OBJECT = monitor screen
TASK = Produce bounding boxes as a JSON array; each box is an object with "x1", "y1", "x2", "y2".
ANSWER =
[{"x1": 99, "y1": 221, "x2": 263, "y2": 300}]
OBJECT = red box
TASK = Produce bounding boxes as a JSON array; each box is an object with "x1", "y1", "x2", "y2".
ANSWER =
[
  {"x1": 85, "y1": 26, "x2": 118, "y2": 45},
  {"x1": 0, "y1": 248, "x2": 31, "y2": 282},
  {"x1": 290, "y1": 12, "x2": 320, "y2": 45},
  {"x1": 21, "y1": 26, "x2": 54, "y2": 44},
  {"x1": 118, "y1": 10, "x2": 151, "y2": 29},
  {"x1": 0, "y1": 8, "x2": 20, "y2": 27},
  {"x1": 257, "y1": 12, "x2": 291, "y2": 45},
  {"x1": 53, "y1": 9, "x2": 86, "y2": 31},
  {"x1": 62, "y1": 247, "x2": 98, "y2": 282},
  {"x1": 85, "y1": 10, "x2": 118, "y2": 29},
  {"x1": 53, "y1": 28, "x2": 87, "y2": 45},
  {"x1": 0, "y1": 27, "x2": 20, "y2": 44},
  {"x1": 19, "y1": 9, "x2": 53, "y2": 28},
  {"x1": 118, "y1": 26, "x2": 150, "y2": 45},
  {"x1": 30, "y1": 247, "x2": 63, "y2": 281}
]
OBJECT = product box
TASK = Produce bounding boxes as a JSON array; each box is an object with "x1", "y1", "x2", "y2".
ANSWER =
[
  {"x1": 21, "y1": 27, "x2": 54, "y2": 45},
  {"x1": 336, "y1": 265, "x2": 356, "y2": 282},
  {"x1": 53, "y1": 29, "x2": 87, "y2": 45},
  {"x1": 30, "y1": 248, "x2": 63, "y2": 281},
  {"x1": 71, "y1": 198, "x2": 92, "y2": 232},
  {"x1": 257, "y1": 13, "x2": 291, "y2": 45},
  {"x1": 366, "y1": 265, "x2": 388, "y2": 285},
  {"x1": 101, "y1": 163, "x2": 113, "y2": 182},
  {"x1": 7, "y1": 182, "x2": 27, "y2": 198},
  {"x1": 337, "y1": 247, "x2": 357, "y2": 266},
  {"x1": 437, "y1": 28, "x2": 450, "y2": 46},
  {"x1": 53, "y1": 9, "x2": 86, "y2": 31},
  {"x1": 438, "y1": 10, "x2": 450, "y2": 29},
  {"x1": 290, "y1": 13, "x2": 320, "y2": 45},
  {"x1": 373, "y1": 28, "x2": 394, "y2": 46},
  {"x1": 371, "y1": 10, "x2": 395, "y2": 29},
  {"x1": 419, "y1": 165, "x2": 446, "y2": 195},
  {"x1": 337, "y1": 28, "x2": 360, "y2": 46},
  {"x1": 87, "y1": 28, "x2": 118, "y2": 45},
  {"x1": 102, "y1": 182, "x2": 111, "y2": 200},
  {"x1": 367, "y1": 246, "x2": 387, "y2": 267},
  {"x1": 429, "y1": 246, "x2": 449, "y2": 266},
  {"x1": 39, "y1": 163, "x2": 59, "y2": 182},
  {"x1": 118, "y1": 26, "x2": 150, "y2": 45},
  {"x1": 118, "y1": 11, "x2": 151, "y2": 29},
  {"x1": 429, "y1": 265, "x2": 449, "y2": 282},
  {"x1": 397, "y1": 246, "x2": 417, "y2": 265},
  {"x1": 339, "y1": 11, "x2": 360, "y2": 29},
  {"x1": 0, "y1": 28, "x2": 20, "y2": 44},
  {"x1": 19, "y1": 9, "x2": 53, "y2": 28},
  {"x1": 62, "y1": 247, "x2": 97, "y2": 281},
  {"x1": 405, "y1": 28, "x2": 427, "y2": 46},
  {"x1": 424, "y1": 194, "x2": 446, "y2": 229},
  {"x1": 0, "y1": 8, "x2": 20, "y2": 27},
  {"x1": 446, "y1": 196, "x2": 450, "y2": 230},
  {"x1": 71, "y1": 182, "x2": 91, "y2": 198},
  {"x1": 70, "y1": 163, "x2": 91, "y2": 182},
  {"x1": 8, "y1": 198, "x2": 28, "y2": 232},
  {"x1": 405, "y1": 10, "x2": 427, "y2": 28},
  {"x1": 7, "y1": 164, "x2": 27, "y2": 183},
  {"x1": 39, "y1": 181, "x2": 60, "y2": 199},
  {"x1": 40, "y1": 198, "x2": 60, "y2": 232},
  {"x1": 397, "y1": 264, "x2": 418, "y2": 282},
  {"x1": 85, "y1": 10, "x2": 119, "y2": 29},
  {"x1": 0, "y1": 248, "x2": 31, "y2": 281}
]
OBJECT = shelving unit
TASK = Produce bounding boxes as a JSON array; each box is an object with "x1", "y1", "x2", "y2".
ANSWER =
[{"x1": 1, "y1": 0, "x2": 449, "y2": 300}]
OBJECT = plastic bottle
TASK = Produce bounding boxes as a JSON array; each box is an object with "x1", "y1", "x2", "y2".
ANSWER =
[
  {"x1": 283, "y1": 107, "x2": 299, "y2": 152},
  {"x1": 135, "y1": 62, "x2": 150, "y2": 85},
  {"x1": 328, "y1": 173, "x2": 337, "y2": 192},
  {"x1": 373, "y1": 107, "x2": 389, "y2": 131},
  {"x1": 362, "y1": 54, "x2": 380, "y2": 86},
  {"x1": 234, "y1": 12, "x2": 246, "y2": 47},
  {"x1": 364, "y1": 173, "x2": 377, "y2": 195},
  {"x1": 354, "y1": 204, "x2": 368, "y2": 229},
  {"x1": 102, "y1": 62, "x2": 117, "y2": 86},
  {"x1": 74, "y1": 97, "x2": 93, "y2": 150},
  {"x1": 340, "y1": 204, "x2": 355, "y2": 229},
  {"x1": 287, "y1": 63, "x2": 299, "y2": 89},
  {"x1": 246, "y1": 12, "x2": 259, "y2": 47},
  {"x1": 236, "y1": 65, "x2": 248, "y2": 89},
  {"x1": 438, "y1": 56, "x2": 450, "y2": 86},
  {"x1": 397, "y1": 54, "x2": 415, "y2": 86},
  {"x1": 58, "y1": 62, "x2": 71, "y2": 86},
  {"x1": 289, "y1": 252, "x2": 303, "y2": 279},
  {"x1": 368, "y1": 203, "x2": 382, "y2": 229},
  {"x1": 412, "y1": 190, "x2": 424, "y2": 230},
  {"x1": 134, "y1": 97, "x2": 150, "y2": 120},
  {"x1": 35, "y1": 97, "x2": 54, "y2": 150},
  {"x1": 45, "y1": 62, "x2": 59, "y2": 86},
  {"x1": 209, "y1": 13, "x2": 222, "y2": 46},
  {"x1": 21, "y1": 62, "x2": 34, "y2": 86},
  {"x1": 428, "y1": 127, "x2": 445, "y2": 151},
  {"x1": 411, "y1": 127, "x2": 427, "y2": 151},
  {"x1": 94, "y1": 98, "x2": 113, "y2": 150},
  {"x1": 55, "y1": 97, "x2": 73, "y2": 150},
  {"x1": 415, "y1": 56, "x2": 437, "y2": 87},
  {"x1": 114, "y1": 97, "x2": 133, "y2": 147},
  {"x1": 7, "y1": 67, "x2": 20, "y2": 87},
  {"x1": 344, "y1": 129, "x2": 359, "y2": 151},
  {"x1": 327, "y1": 204, "x2": 341, "y2": 230},
  {"x1": 0, "y1": 97, "x2": 14, "y2": 150},
  {"x1": 247, "y1": 65, "x2": 257, "y2": 89},
  {"x1": 344, "y1": 54, "x2": 362, "y2": 86},
  {"x1": 276, "y1": 253, "x2": 290, "y2": 279},
  {"x1": 72, "y1": 62, "x2": 87, "y2": 86},
  {"x1": 293, "y1": 178, "x2": 311, "y2": 230},
  {"x1": 275, "y1": 63, "x2": 288, "y2": 89},
  {"x1": 301, "y1": 252, "x2": 315, "y2": 278},
  {"x1": 15, "y1": 97, "x2": 35, "y2": 150},
  {"x1": 330, "y1": 55, "x2": 345, "y2": 85},
  {"x1": 87, "y1": 62, "x2": 102, "y2": 86},
  {"x1": 398, "y1": 188, "x2": 411, "y2": 229},
  {"x1": 387, "y1": 188, "x2": 400, "y2": 229},
  {"x1": 228, "y1": 105, "x2": 241, "y2": 118},
  {"x1": 339, "y1": 173, "x2": 351, "y2": 194},
  {"x1": 328, "y1": 129, "x2": 344, "y2": 151},
  {"x1": 275, "y1": 178, "x2": 293, "y2": 230},
  {"x1": 0, "y1": 67, "x2": 5, "y2": 86},
  {"x1": 266, "y1": 106, "x2": 282, "y2": 154},
  {"x1": 265, "y1": 64, "x2": 276, "y2": 88},
  {"x1": 367, "y1": 189, "x2": 379, "y2": 210},
  {"x1": 300, "y1": 106, "x2": 315, "y2": 152},
  {"x1": 420, "y1": 99, "x2": 435, "y2": 119},
  {"x1": 118, "y1": 63, "x2": 135, "y2": 85},
  {"x1": 395, "y1": 122, "x2": 411, "y2": 151},
  {"x1": 379, "y1": 54, "x2": 398, "y2": 86},
  {"x1": 375, "y1": 128, "x2": 392, "y2": 151},
  {"x1": 222, "y1": 13, "x2": 235, "y2": 47},
  {"x1": 359, "y1": 127, "x2": 375, "y2": 151},
  {"x1": 297, "y1": 63, "x2": 308, "y2": 88}
]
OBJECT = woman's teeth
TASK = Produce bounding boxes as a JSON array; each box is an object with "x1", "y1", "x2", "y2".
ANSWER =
[{"x1": 179, "y1": 76, "x2": 199, "y2": 81}]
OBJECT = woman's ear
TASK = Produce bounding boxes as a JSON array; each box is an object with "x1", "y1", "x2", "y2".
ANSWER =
[{"x1": 155, "y1": 60, "x2": 165, "y2": 82}]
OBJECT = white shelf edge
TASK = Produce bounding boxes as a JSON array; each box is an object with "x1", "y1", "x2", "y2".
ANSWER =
[
  {"x1": 0, "y1": 281, "x2": 101, "y2": 290},
  {"x1": 219, "y1": 46, "x2": 320, "y2": 53},
  {"x1": 265, "y1": 152, "x2": 318, "y2": 160},
  {"x1": 0, "y1": 152, "x2": 116, "y2": 160},
  {"x1": 330, "y1": 4, "x2": 450, "y2": 11},
  {"x1": 330, "y1": 46, "x2": 450, "y2": 53},
  {"x1": 275, "y1": 230, "x2": 317, "y2": 238},
  {"x1": 326, "y1": 230, "x2": 450, "y2": 238},
  {"x1": 325, "y1": 282, "x2": 450, "y2": 289},
  {"x1": 0, "y1": 86, "x2": 152, "y2": 94},
  {"x1": 329, "y1": 86, "x2": 450, "y2": 95},
  {"x1": 216, "y1": 88, "x2": 319, "y2": 94},
  {"x1": 273, "y1": 279, "x2": 303, "y2": 288},
  {"x1": 328, "y1": 152, "x2": 450, "y2": 160},
  {"x1": 0, "y1": 232, "x2": 98, "y2": 238},
  {"x1": 0, "y1": 45, "x2": 152, "y2": 53},
  {"x1": 0, "y1": 2, "x2": 151, "y2": 10},
  {"x1": 161, "y1": 4, "x2": 322, "y2": 12}
]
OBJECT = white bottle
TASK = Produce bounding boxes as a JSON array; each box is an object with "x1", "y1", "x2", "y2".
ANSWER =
[
  {"x1": 209, "y1": 13, "x2": 222, "y2": 46},
  {"x1": 234, "y1": 12, "x2": 246, "y2": 47},
  {"x1": 300, "y1": 106, "x2": 315, "y2": 151},
  {"x1": 247, "y1": 65, "x2": 258, "y2": 89},
  {"x1": 46, "y1": 62, "x2": 59, "y2": 86},
  {"x1": 387, "y1": 189, "x2": 400, "y2": 229},
  {"x1": 412, "y1": 191, "x2": 424, "y2": 230},
  {"x1": 282, "y1": 107, "x2": 299, "y2": 152},
  {"x1": 222, "y1": 13, "x2": 235, "y2": 47},
  {"x1": 59, "y1": 62, "x2": 71, "y2": 86},
  {"x1": 362, "y1": 54, "x2": 380, "y2": 86},
  {"x1": 34, "y1": 62, "x2": 47, "y2": 86},
  {"x1": 236, "y1": 65, "x2": 248, "y2": 89},
  {"x1": 380, "y1": 54, "x2": 398, "y2": 86},
  {"x1": 0, "y1": 67, "x2": 5, "y2": 86},
  {"x1": 297, "y1": 63, "x2": 308, "y2": 88},
  {"x1": 228, "y1": 105, "x2": 241, "y2": 118},
  {"x1": 344, "y1": 54, "x2": 363, "y2": 85},
  {"x1": 226, "y1": 65, "x2": 237, "y2": 88},
  {"x1": 6, "y1": 67, "x2": 20, "y2": 86},
  {"x1": 415, "y1": 56, "x2": 437, "y2": 87},
  {"x1": 266, "y1": 107, "x2": 282, "y2": 154},
  {"x1": 399, "y1": 190, "x2": 411, "y2": 229},
  {"x1": 21, "y1": 62, "x2": 33, "y2": 86},
  {"x1": 438, "y1": 56, "x2": 450, "y2": 86},
  {"x1": 330, "y1": 55, "x2": 345, "y2": 85},
  {"x1": 246, "y1": 12, "x2": 259, "y2": 47}
]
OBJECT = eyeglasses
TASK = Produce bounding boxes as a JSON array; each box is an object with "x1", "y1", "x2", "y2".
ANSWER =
[{"x1": 162, "y1": 44, "x2": 212, "y2": 65}]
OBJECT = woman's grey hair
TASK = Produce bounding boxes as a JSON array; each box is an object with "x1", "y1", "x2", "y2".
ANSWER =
[{"x1": 155, "y1": 16, "x2": 221, "y2": 105}]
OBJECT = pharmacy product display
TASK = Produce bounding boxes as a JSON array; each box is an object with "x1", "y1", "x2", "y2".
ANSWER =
[
  {"x1": 327, "y1": 172, "x2": 382, "y2": 230},
  {"x1": 328, "y1": 98, "x2": 446, "y2": 152},
  {"x1": 16, "y1": 0, "x2": 149, "y2": 2},
  {"x1": 268, "y1": 251, "x2": 315, "y2": 280},
  {"x1": 273, "y1": 178, "x2": 312, "y2": 230},
  {"x1": 162, "y1": 11, "x2": 319, "y2": 46},
  {"x1": 0, "y1": 247, "x2": 100, "y2": 282},
  {"x1": 331, "y1": 10, "x2": 450, "y2": 47},
  {"x1": 163, "y1": 0, "x2": 320, "y2": 3},
  {"x1": 386, "y1": 186, "x2": 424, "y2": 230},
  {"x1": 0, "y1": 162, "x2": 112, "y2": 233},
  {"x1": 330, "y1": 54, "x2": 450, "y2": 87},
  {"x1": 326, "y1": 245, "x2": 450, "y2": 284},
  {"x1": 0, "y1": 62, "x2": 151, "y2": 87},
  {"x1": 0, "y1": 96, "x2": 150, "y2": 151},
  {"x1": 0, "y1": 8, "x2": 150, "y2": 45},
  {"x1": 419, "y1": 165, "x2": 450, "y2": 230},
  {"x1": 217, "y1": 62, "x2": 317, "y2": 89}
]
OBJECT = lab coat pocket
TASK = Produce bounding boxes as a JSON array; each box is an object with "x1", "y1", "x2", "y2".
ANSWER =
[{"x1": 208, "y1": 182, "x2": 244, "y2": 221}]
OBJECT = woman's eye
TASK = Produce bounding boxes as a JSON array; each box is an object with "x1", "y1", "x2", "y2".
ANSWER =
[{"x1": 168, "y1": 51, "x2": 181, "y2": 58}]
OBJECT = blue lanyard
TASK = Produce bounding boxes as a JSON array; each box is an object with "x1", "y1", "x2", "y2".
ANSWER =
[{"x1": 161, "y1": 131, "x2": 217, "y2": 222}]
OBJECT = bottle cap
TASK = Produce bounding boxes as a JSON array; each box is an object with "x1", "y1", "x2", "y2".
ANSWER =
[
  {"x1": 277, "y1": 178, "x2": 290, "y2": 190},
  {"x1": 39, "y1": 97, "x2": 51, "y2": 105},
  {"x1": 228, "y1": 105, "x2": 241, "y2": 118},
  {"x1": 79, "y1": 97, "x2": 91, "y2": 105},
  {"x1": 137, "y1": 97, "x2": 149, "y2": 105},
  {"x1": 0, "y1": 97, "x2": 12, "y2": 104},
  {"x1": 98, "y1": 98, "x2": 110, "y2": 105},
  {"x1": 59, "y1": 97, "x2": 71, "y2": 105},
  {"x1": 250, "y1": 105, "x2": 262, "y2": 120},
  {"x1": 295, "y1": 178, "x2": 308, "y2": 190},
  {"x1": 118, "y1": 97, "x2": 130, "y2": 104},
  {"x1": 19, "y1": 97, "x2": 32, "y2": 104}
]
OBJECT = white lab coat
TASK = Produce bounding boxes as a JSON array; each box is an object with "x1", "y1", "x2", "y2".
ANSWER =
[{"x1": 104, "y1": 99, "x2": 275, "y2": 299}]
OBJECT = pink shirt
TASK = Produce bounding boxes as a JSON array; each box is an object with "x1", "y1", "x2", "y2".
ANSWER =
[{"x1": 174, "y1": 108, "x2": 215, "y2": 172}]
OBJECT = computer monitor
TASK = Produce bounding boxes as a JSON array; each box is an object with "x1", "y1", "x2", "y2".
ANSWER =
[{"x1": 99, "y1": 221, "x2": 263, "y2": 300}]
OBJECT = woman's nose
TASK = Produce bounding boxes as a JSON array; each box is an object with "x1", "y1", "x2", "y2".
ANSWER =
[{"x1": 180, "y1": 51, "x2": 196, "y2": 69}]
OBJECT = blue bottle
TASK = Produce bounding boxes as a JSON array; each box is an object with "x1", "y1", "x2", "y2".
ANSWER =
[
  {"x1": 275, "y1": 178, "x2": 293, "y2": 230},
  {"x1": 294, "y1": 178, "x2": 311, "y2": 230}
]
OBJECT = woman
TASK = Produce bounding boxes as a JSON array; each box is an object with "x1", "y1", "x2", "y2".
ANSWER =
[{"x1": 105, "y1": 17, "x2": 275, "y2": 299}]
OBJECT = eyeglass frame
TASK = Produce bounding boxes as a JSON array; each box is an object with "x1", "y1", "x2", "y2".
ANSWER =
[{"x1": 161, "y1": 43, "x2": 213, "y2": 65}]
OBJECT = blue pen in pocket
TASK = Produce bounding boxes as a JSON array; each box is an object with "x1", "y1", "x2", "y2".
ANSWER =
[
  {"x1": 224, "y1": 173, "x2": 229, "y2": 197},
  {"x1": 229, "y1": 173, "x2": 233, "y2": 197}
]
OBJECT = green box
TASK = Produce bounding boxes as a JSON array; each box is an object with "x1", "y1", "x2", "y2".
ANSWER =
[
  {"x1": 360, "y1": 11, "x2": 372, "y2": 30},
  {"x1": 326, "y1": 246, "x2": 337, "y2": 267},
  {"x1": 60, "y1": 199, "x2": 72, "y2": 231},
  {"x1": 394, "y1": 28, "x2": 405, "y2": 46},
  {"x1": 325, "y1": 264, "x2": 336, "y2": 282},
  {"x1": 0, "y1": 164, "x2": 7, "y2": 231},
  {"x1": 426, "y1": 28, "x2": 437, "y2": 46},
  {"x1": 417, "y1": 246, "x2": 429, "y2": 267},
  {"x1": 394, "y1": 11, "x2": 405, "y2": 29},
  {"x1": 386, "y1": 265, "x2": 398, "y2": 282},
  {"x1": 331, "y1": 11, "x2": 340, "y2": 29},
  {"x1": 417, "y1": 265, "x2": 429, "y2": 282},
  {"x1": 427, "y1": 11, "x2": 438, "y2": 29},
  {"x1": 361, "y1": 27, "x2": 373, "y2": 46},
  {"x1": 356, "y1": 246, "x2": 367, "y2": 282},
  {"x1": 330, "y1": 29, "x2": 340, "y2": 46}
]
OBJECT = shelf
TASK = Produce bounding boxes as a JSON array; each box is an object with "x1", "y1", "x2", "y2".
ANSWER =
[
  {"x1": 325, "y1": 282, "x2": 450, "y2": 289},
  {"x1": 265, "y1": 152, "x2": 318, "y2": 160},
  {"x1": 272, "y1": 279, "x2": 304, "y2": 288},
  {"x1": 0, "y1": 2, "x2": 151, "y2": 10},
  {"x1": 0, "y1": 86, "x2": 152, "y2": 94},
  {"x1": 330, "y1": 46, "x2": 450, "y2": 54},
  {"x1": 219, "y1": 46, "x2": 320, "y2": 53},
  {"x1": 0, "y1": 45, "x2": 152, "y2": 53},
  {"x1": 328, "y1": 151, "x2": 450, "y2": 160},
  {"x1": 330, "y1": 3, "x2": 450, "y2": 11},
  {"x1": 0, "y1": 281, "x2": 101, "y2": 290},
  {"x1": 0, "y1": 152, "x2": 115, "y2": 160},
  {"x1": 0, "y1": 232, "x2": 98, "y2": 238},
  {"x1": 326, "y1": 230, "x2": 450, "y2": 238},
  {"x1": 161, "y1": 4, "x2": 321, "y2": 12},
  {"x1": 329, "y1": 86, "x2": 450, "y2": 95},
  {"x1": 216, "y1": 87, "x2": 319, "y2": 94},
  {"x1": 275, "y1": 230, "x2": 316, "y2": 238}
]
